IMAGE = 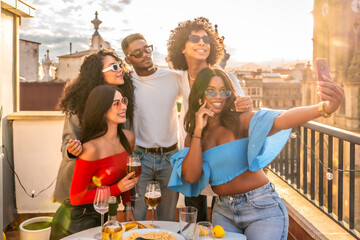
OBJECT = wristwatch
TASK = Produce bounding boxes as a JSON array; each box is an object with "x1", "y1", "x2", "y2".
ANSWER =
[
  {"x1": 124, "y1": 206, "x2": 134, "y2": 211},
  {"x1": 318, "y1": 101, "x2": 332, "y2": 118}
]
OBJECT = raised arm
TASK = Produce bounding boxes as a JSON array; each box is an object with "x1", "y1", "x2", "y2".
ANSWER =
[
  {"x1": 270, "y1": 78, "x2": 343, "y2": 134},
  {"x1": 182, "y1": 100, "x2": 214, "y2": 184}
]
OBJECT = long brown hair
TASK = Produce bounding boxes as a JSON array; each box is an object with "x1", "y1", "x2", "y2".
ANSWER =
[
  {"x1": 58, "y1": 50, "x2": 134, "y2": 128},
  {"x1": 80, "y1": 85, "x2": 131, "y2": 154},
  {"x1": 184, "y1": 67, "x2": 240, "y2": 136}
]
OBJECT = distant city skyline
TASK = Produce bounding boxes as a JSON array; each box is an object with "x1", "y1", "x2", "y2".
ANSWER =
[{"x1": 20, "y1": 0, "x2": 314, "y2": 65}]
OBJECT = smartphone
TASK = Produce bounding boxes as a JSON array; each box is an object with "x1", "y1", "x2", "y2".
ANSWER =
[{"x1": 316, "y1": 58, "x2": 331, "y2": 81}]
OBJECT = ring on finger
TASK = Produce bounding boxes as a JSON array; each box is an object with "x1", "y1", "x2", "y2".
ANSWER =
[{"x1": 246, "y1": 104, "x2": 250, "y2": 110}]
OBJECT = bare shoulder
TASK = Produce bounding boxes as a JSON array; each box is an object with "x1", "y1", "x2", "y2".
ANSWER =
[
  {"x1": 123, "y1": 129, "x2": 135, "y2": 149},
  {"x1": 78, "y1": 140, "x2": 99, "y2": 161}
]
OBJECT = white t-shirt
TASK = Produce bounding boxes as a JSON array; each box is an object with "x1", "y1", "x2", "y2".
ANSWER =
[
  {"x1": 131, "y1": 68, "x2": 181, "y2": 148},
  {"x1": 178, "y1": 70, "x2": 245, "y2": 196}
]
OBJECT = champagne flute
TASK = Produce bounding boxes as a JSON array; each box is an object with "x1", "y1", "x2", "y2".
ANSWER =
[
  {"x1": 144, "y1": 181, "x2": 161, "y2": 228},
  {"x1": 194, "y1": 221, "x2": 215, "y2": 240},
  {"x1": 126, "y1": 155, "x2": 142, "y2": 201},
  {"x1": 93, "y1": 186, "x2": 111, "y2": 239}
]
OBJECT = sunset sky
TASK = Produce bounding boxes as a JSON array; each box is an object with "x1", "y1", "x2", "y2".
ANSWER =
[{"x1": 20, "y1": 0, "x2": 314, "y2": 66}]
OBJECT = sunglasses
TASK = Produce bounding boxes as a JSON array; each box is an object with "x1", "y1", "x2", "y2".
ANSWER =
[
  {"x1": 102, "y1": 63, "x2": 122, "y2": 73},
  {"x1": 205, "y1": 89, "x2": 231, "y2": 98},
  {"x1": 188, "y1": 35, "x2": 214, "y2": 44},
  {"x1": 128, "y1": 45, "x2": 153, "y2": 58},
  {"x1": 113, "y1": 97, "x2": 128, "y2": 110}
]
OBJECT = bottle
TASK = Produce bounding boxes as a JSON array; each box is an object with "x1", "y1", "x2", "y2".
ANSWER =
[{"x1": 102, "y1": 196, "x2": 125, "y2": 240}]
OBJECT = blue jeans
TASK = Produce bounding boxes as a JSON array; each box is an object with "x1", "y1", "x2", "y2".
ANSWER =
[
  {"x1": 212, "y1": 182, "x2": 288, "y2": 240},
  {"x1": 133, "y1": 146, "x2": 179, "y2": 221}
]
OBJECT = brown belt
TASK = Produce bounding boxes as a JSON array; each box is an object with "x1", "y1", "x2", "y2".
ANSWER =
[{"x1": 137, "y1": 143, "x2": 178, "y2": 154}]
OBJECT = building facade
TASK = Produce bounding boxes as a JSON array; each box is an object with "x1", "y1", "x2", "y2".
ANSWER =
[
  {"x1": 55, "y1": 11, "x2": 113, "y2": 82},
  {"x1": 19, "y1": 39, "x2": 40, "y2": 82},
  {"x1": 304, "y1": 0, "x2": 360, "y2": 131},
  {"x1": 238, "y1": 71, "x2": 302, "y2": 110}
]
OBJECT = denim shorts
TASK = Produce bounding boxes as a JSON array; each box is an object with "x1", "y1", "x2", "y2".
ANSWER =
[{"x1": 212, "y1": 182, "x2": 288, "y2": 240}]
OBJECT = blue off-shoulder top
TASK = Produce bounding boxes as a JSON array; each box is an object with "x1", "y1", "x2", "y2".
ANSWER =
[{"x1": 168, "y1": 109, "x2": 292, "y2": 197}]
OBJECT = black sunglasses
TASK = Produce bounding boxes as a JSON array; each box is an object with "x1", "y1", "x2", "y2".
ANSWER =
[
  {"x1": 205, "y1": 89, "x2": 231, "y2": 98},
  {"x1": 128, "y1": 45, "x2": 153, "y2": 58},
  {"x1": 188, "y1": 35, "x2": 213, "y2": 44}
]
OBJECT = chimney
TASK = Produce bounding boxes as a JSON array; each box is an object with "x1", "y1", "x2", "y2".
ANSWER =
[{"x1": 70, "y1": 42, "x2": 72, "y2": 55}]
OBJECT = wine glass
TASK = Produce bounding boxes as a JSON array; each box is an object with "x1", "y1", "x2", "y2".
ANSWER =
[
  {"x1": 145, "y1": 181, "x2": 161, "y2": 228},
  {"x1": 93, "y1": 186, "x2": 111, "y2": 239},
  {"x1": 194, "y1": 221, "x2": 215, "y2": 240},
  {"x1": 126, "y1": 155, "x2": 142, "y2": 201}
]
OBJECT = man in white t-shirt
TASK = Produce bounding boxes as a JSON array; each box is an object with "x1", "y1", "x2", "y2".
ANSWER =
[
  {"x1": 167, "y1": 17, "x2": 253, "y2": 222},
  {"x1": 121, "y1": 33, "x2": 181, "y2": 221}
]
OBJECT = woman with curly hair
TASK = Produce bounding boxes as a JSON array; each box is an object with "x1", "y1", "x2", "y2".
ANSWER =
[
  {"x1": 50, "y1": 50, "x2": 135, "y2": 240},
  {"x1": 167, "y1": 17, "x2": 252, "y2": 222}
]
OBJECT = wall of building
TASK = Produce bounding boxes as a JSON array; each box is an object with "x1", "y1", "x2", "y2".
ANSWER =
[
  {"x1": 20, "y1": 40, "x2": 39, "y2": 82},
  {"x1": 8, "y1": 113, "x2": 64, "y2": 213},
  {"x1": 56, "y1": 56, "x2": 84, "y2": 81},
  {"x1": 0, "y1": 7, "x2": 18, "y2": 230},
  {"x1": 20, "y1": 82, "x2": 66, "y2": 111}
]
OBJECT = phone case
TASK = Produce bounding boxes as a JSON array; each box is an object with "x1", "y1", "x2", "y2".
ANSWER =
[{"x1": 316, "y1": 58, "x2": 331, "y2": 81}]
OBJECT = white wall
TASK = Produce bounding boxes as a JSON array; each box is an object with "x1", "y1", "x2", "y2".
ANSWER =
[
  {"x1": 20, "y1": 40, "x2": 39, "y2": 82},
  {"x1": 12, "y1": 117, "x2": 63, "y2": 213},
  {"x1": 56, "y1": 56, "x2": 84, "y2": 81},
  {"x1": 1, "y1": 7, "x2": 18, "y2": 230}
]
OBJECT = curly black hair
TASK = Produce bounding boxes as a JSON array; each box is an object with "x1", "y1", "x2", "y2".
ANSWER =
[
  {"x1": 57, "y1": 50, "x2": 135, "y2": 127},
  {"x1": 167, "y1": 17, "x2": 224, "y2": 71}
]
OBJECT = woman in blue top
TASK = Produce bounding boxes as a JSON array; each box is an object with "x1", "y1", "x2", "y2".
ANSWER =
[{"x1": 168, "y1": 67, "x2": 343, "y2": 239}]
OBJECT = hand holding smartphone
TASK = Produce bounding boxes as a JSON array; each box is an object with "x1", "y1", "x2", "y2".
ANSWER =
[{"x1": 316, "y1": 58, "x2": 331, "y2": 81}]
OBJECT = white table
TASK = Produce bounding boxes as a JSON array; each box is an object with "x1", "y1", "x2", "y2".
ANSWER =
[{"x1": 62, "y1": 221, "x2": 246, "y2": 240}]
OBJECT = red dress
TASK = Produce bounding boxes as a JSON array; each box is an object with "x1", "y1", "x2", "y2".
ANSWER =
[{"x1": 70, "y1": 151, "x2": 131, "y2": 205}]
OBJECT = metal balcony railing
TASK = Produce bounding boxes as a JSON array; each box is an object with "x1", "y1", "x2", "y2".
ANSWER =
[{"x1": 268, "y1": 121, "x2": 360, "y2": 239}]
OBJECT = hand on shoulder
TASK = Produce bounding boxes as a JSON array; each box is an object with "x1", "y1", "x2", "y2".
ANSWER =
[{"x1": 78, "y1": 141, "x2": 99, "y2": 161}]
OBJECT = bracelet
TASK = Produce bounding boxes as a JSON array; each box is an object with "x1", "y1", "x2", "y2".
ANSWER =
[
  {"x1": 318, "y1": 101, "x2": 332, "y2": 118},
  {"x1": 192, "y1": 135, "x2": 202, "y2": 139},
  {"x1": 124, "y1": 206, "x2": 134, "y2": 211}
]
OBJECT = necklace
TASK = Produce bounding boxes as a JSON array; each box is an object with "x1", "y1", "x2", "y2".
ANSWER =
[
  {"x1": 103, "y1": 136, "x2": 119, "y2": 151},
  {"x1": 188, "y1": 71, "x2": 196, "y2": 81}
]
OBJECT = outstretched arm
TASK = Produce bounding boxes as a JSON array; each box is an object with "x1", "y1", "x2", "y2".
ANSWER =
[{"x1": 270, "y1": 78, "x2": 343, "y2": 135}]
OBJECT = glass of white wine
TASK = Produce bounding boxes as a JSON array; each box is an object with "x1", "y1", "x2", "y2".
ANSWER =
[
  {"x1": 93, "y1": 186, "x2": 110, "y2": 239},
  {"x1": 144, "y1": 181, "x2": 161, "y2": 228}
]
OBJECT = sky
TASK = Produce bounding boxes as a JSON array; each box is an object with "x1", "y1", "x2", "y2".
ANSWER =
[{"x1": 20, "y1": 0, "x2": 314, "y2": 66}]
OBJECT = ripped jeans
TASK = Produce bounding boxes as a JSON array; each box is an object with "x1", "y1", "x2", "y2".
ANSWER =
[{"x1": 212, "y1": 182, "x2": 288, "y2": 240}]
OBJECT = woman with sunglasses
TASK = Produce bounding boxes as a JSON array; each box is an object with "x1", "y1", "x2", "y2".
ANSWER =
[
  {"x1": 167, "y1": 17, "x2": 253, "y2": 222},
  {"x1": 50, "y1": 51, "x2": 135, "y2": 240},
  {"x1": 168, "y1": 68, "x2": 343, "y2": 239},
  {"x1": 67, "y1": 85, "x2": 137, "y2": 237}
]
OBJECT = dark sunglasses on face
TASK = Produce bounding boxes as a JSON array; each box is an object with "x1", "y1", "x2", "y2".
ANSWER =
[
  {"x1": 113, "y1": 97, "x2": 128, "y2": 110},
  {"x1": 188, "y1": 35, "x2": 214, "y2": 44},
  {"x1": 102, "y1": 63, "x2": 122, "y2": 73},
  {"x1": 205, "y1": 89, "x2": 231, "y2": 98},
  {"x1": 128, "y1": 45, "x2": 153, "y2": 58}
]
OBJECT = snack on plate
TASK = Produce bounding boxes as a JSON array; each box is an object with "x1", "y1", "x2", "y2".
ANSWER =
[
  {"x1": 124, "y1": 230, "x2": 176, "y2": 240},
  {"x1": 123, "y1": 221, "x2": 154, "y2": 231}
]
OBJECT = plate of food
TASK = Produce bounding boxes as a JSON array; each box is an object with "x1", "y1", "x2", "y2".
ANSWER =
[
  {"x1": 65, "y1": 238, "x2": 96, "y2": 240},
  {"x1": 122, "y1": 228, "x2": 185, "y2": 240}
]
